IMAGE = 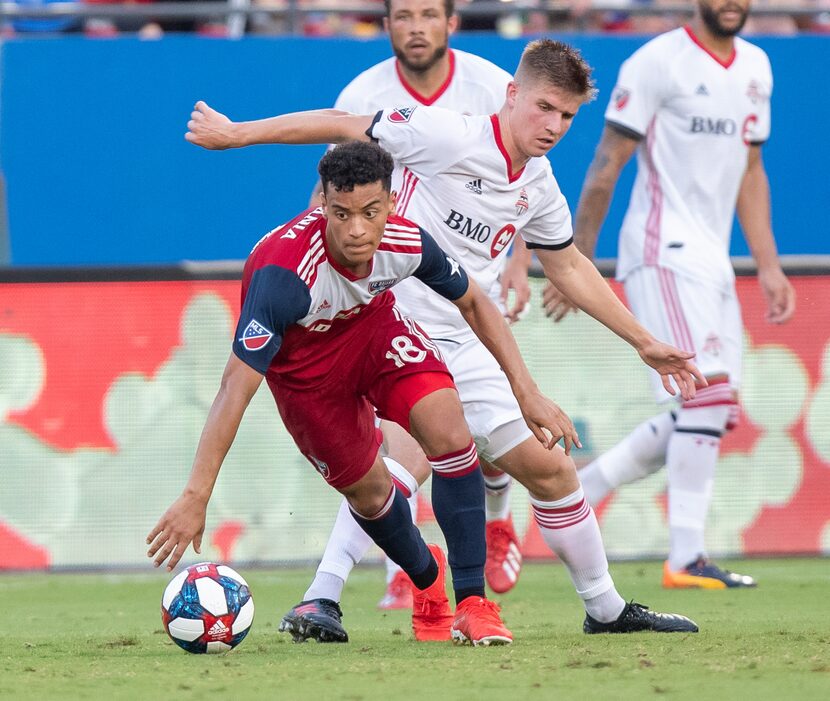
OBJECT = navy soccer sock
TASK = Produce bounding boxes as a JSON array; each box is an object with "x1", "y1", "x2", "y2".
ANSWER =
[
  {"x1": 429, "y1": 442, "x2": 487, "y2": 605},
  {"x1": 350, "y1": 486, "x2": 437, "y2": 590}
]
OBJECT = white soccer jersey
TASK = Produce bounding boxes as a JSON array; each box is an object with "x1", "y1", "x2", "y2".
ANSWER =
[
  {"x1": 370, "y1": 106, "x2": 574, "y2": 342},
  {"x1": 335, "y1": 49, "x2": 511, "y2": 211},
  {"x1": 335, "y1": 48, "x2": 510, "y2": 120},
  {"x1": 606, "y1": 27, "x2": 772, "y2": 291}
]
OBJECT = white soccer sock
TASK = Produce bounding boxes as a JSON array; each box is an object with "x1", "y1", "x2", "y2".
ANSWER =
[
  {"x1": 304, "y1": 499, "x2": 371, "y2": 602},
  {"x1": 580, "y1": 411, "x2": 675, "y2": 505},
  {"x1": 666, "y1": 405, "x2": 729, "y2": 571},
  {"x1": 305, "y1": 457, "x2": 420, "y2": 600},
  {"x1": 530, "y1": 488, "x2": 625, "y2": 623},
  {"x1": 483, "y1": 470, "x2": 512, "y2": 521}
]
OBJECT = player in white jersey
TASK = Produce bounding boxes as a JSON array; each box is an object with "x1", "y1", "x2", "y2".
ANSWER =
[
  {"x1": 314, "y1": 0, "x2": 528, "y2": 609},
  {"x1": 187, "y1": 39, "x2": 705, "y2": 638},
  {"x1": 543, "y1": 0, "x2": 796, "y2": 589}
]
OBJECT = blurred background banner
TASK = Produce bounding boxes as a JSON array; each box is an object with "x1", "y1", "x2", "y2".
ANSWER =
[
  {"x1": 1, "y1": 274, "x2": 827, "y2": 570},
  {"x1": 1, "y1": 34, "x2": 829, "y2": 266}
]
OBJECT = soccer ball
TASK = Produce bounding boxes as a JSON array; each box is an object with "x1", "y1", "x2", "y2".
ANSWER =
[{"x1": 161, "y1": 562, "x2": 254, "y2": 654}]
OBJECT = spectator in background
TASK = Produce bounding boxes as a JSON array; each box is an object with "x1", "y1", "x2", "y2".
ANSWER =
[
  {"x1": 81, "y1": 0, "x2": 238, "y2": 38},
  {"x1": 6, "y1": 0, "x2": 82, "y2": 34}
]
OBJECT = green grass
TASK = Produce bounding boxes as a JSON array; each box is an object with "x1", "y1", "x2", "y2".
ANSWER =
[{"x1": 2, "y1": 559, "x2": 829, "y2": 700}]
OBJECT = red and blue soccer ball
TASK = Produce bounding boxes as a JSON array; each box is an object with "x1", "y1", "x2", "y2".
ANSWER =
[{"x1": 161, "y1": 562, "x2": 255, "y2": 654}]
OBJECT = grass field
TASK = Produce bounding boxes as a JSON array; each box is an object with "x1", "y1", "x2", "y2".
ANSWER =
[{"x1": 2, "y1": 558, "x2": 828, "y2": 700}]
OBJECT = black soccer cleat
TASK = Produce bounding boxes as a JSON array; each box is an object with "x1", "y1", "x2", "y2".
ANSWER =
[
  {"x1": 278, "y1": 599, "x2": 349, "y2": 643},
  {"x1": 583, "y1": 601, "x2": 699, "y2": 634}
]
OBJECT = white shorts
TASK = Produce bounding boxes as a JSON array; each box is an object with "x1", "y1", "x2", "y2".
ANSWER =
[
  {"x1": 436, "y1": 337, "x2": 531, "y2": 462},
  {"x1": 623, "y1": 266, "x2": 743, "y2": 402}
]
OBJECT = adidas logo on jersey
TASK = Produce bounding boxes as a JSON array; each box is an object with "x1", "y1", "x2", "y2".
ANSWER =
[
  {"x1": 695, "y1": 84, "x2": 709, "y2": 96},
  {"x1": 207, "y1": 620, "x2": 229, "y2": 639},
  {"x1": 465, "y1": 178, "x2": 483, "y2": 195},
  {"x1": 315, "y1": 299, "x2": 331, "y2": 313}
]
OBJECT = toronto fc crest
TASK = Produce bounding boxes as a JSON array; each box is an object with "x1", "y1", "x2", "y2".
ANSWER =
[{"x1": 515, "y1": 189, "x2": 529, "y2": 217}]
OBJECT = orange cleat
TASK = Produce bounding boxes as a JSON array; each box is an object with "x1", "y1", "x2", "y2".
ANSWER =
[
  {"x1": 662, "y1": 558, "x2": 757, "y2": 589},
  {"x1": 485, "y1": 517, "x2": 523, "y2": 594},
  {"x1": 411, "y1": 544, "x2": 453, "y2": 642},
  {"x1": 377, "y1": 569, "x2": 414, "y2": 610},
  {"x1": 451, "y1": 596, "x2": 513, "y2": 646}
]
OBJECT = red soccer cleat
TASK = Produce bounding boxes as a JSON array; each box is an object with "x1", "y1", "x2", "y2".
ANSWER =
[
  {"x1": 485, "y1": 517, "x2": 523, "y2": 594},
  {"x1": 377, "y1": 569, "x2": 414, "y2": 610},
  {"x1": 411, "y1": 544, "x2": 453, "y2": 642},
  {"x1": 451, "y1": 596, "x2": 513, "y2": 646}
]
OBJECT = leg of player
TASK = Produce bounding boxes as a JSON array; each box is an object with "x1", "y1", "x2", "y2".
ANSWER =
[
  {"x1": 281, "y1": 449, "x2": 447, "y2": 644},
  {"x1": 480, "y1": 459, "x2": 523, "y2": 594},
  {"x1": 578, "y1": 411, "x2": 676, "y2": 505},
  {"x1": 376, "y1": 420, "x2": 431, "y2": 610},
  {"x1": 493, "y1": 427, "x2": 699, "y2": 633},
  {"x1": 662, "y1": 379, "x2": 756, "y2": 589},
  {"x1": 407, "y1": 386, "x2": 513, "y2": 646},
  {"x1": 279, "y1": 456, "x2": 419, "y2": 642}
]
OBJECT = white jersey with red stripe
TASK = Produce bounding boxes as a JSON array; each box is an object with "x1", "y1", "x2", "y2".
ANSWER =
[
  {"x1": 369, "y1": 106, "x2": 573, "y2": 342},
  {"x1": 606, "y1": 26, "x2": 772, "y2": 291},
  {"x1": 334, "y1": 49, "x2": 510, "y2": 199},
  {"x1": 334, "y1": 48, "x2": 510, "y2": 126},
  {"x1": 234, "y1": 207, "x2": 468, "y2": 388}
]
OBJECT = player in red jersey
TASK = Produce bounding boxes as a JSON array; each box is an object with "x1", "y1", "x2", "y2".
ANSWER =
[
  {"x1": 323, "y1": 0, "x2": 529, "y2": 606},
  {"x1": 147, "y1": 141, "x2": 582, "y2": 645},
  {"x1": 184, "y1": 40, "x2": 705, "y2": 637}
]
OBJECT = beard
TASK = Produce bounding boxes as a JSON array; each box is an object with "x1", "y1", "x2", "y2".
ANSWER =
[
  {"x1": 393, "y1": 41, "x2": 449, "y2": 74},
  {"x1": 699, "y1": 1, "x2": 749, "y2": 37}
]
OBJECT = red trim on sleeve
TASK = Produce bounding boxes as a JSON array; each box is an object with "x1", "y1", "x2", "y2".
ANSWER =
[
  {"x1": 684, "y1": 26, "x2": 736, "y2": 69},
  {"x1": 490, "y1": 114, "x2": 525, "y2": 184},
  {"x1": 395, "y1": 49, "x2": 456, "y2": 106}
]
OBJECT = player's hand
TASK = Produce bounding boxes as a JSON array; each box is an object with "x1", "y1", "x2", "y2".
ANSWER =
[
  {"x1": 637, "y1": 341, "x2": 708, "y2": 401},
  {"x1": 185, "y1": 101, "x2": 238, "y2": 150},
  {"x1": 758, "y1": 266, "x2": 795, "y2": 324},
  {"x1": 519, "y1": 389, "x2": 582, "y2": 455},
  {"x1": 542, "y1": 282, "x2": 579, "y2": 322},
  {"x1": 146, "y1": 493, "x2": 207, "y2": 571},
  {"x1": 499, "y1": 259, "x2": 531, "y2": 324}
]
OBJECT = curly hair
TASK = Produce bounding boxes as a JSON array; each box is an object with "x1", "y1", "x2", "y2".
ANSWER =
[{"x1": 318, "y1": 141, "x2": 395, "y2": 194}]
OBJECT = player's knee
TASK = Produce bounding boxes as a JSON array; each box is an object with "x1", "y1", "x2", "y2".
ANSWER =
[
  {"x1": 498, "y1": 443, "x2": 576, "y2": 500},
  {"x1": 339, "y1": 460, "x2": 395, "y2": 518},
  {"x1": 676, "y1": 404, "x2": 730, "y2": 435}
]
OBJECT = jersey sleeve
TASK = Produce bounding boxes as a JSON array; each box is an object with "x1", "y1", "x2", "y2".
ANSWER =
[
  {"x1": 367, "y1": 106, "x2": 469, "y2": 178},
  {"x1": 604, "y1": 45, "x2": 669, "y2": 139},
  {"x1": 233, "y1": 265, "x2": 311, "y2": 374},
  {"x1": 746, "y1": 52, "x2": 773, "y2": 145},
  {"x1": 333, "y1": 77, "x2": 364, "y2": 114},
  {"x1": 520, "y1": 169, "x2": 574, "y2": 251},
  {"x1": 412, "y1": 229, "x2": 470, "y2": 301}
]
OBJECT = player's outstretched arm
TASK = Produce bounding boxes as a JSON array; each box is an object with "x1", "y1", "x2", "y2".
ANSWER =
[
  {"x1": 737, "y1": 145, "x2": 795, "y2": 324},
  {"x1": 536, "y1": 244, "x2": 706, "y2": 400},
  {"x1": 543, "y1": 124, "x2": 638, "y2": 321},
  {"x1": 453, "y1": 279, "x2": 581, "y2": 455},
  {"x1": 146, "y1": 353, "x2": 263, "y2": 571},
  {"x1": 185, "y1": 101, "x2": 374, "y2": 150}
]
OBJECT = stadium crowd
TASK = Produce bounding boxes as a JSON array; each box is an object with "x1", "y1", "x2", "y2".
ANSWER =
[{"x1": 3, "y1": 0, "x2": 830, "y2": 38}]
